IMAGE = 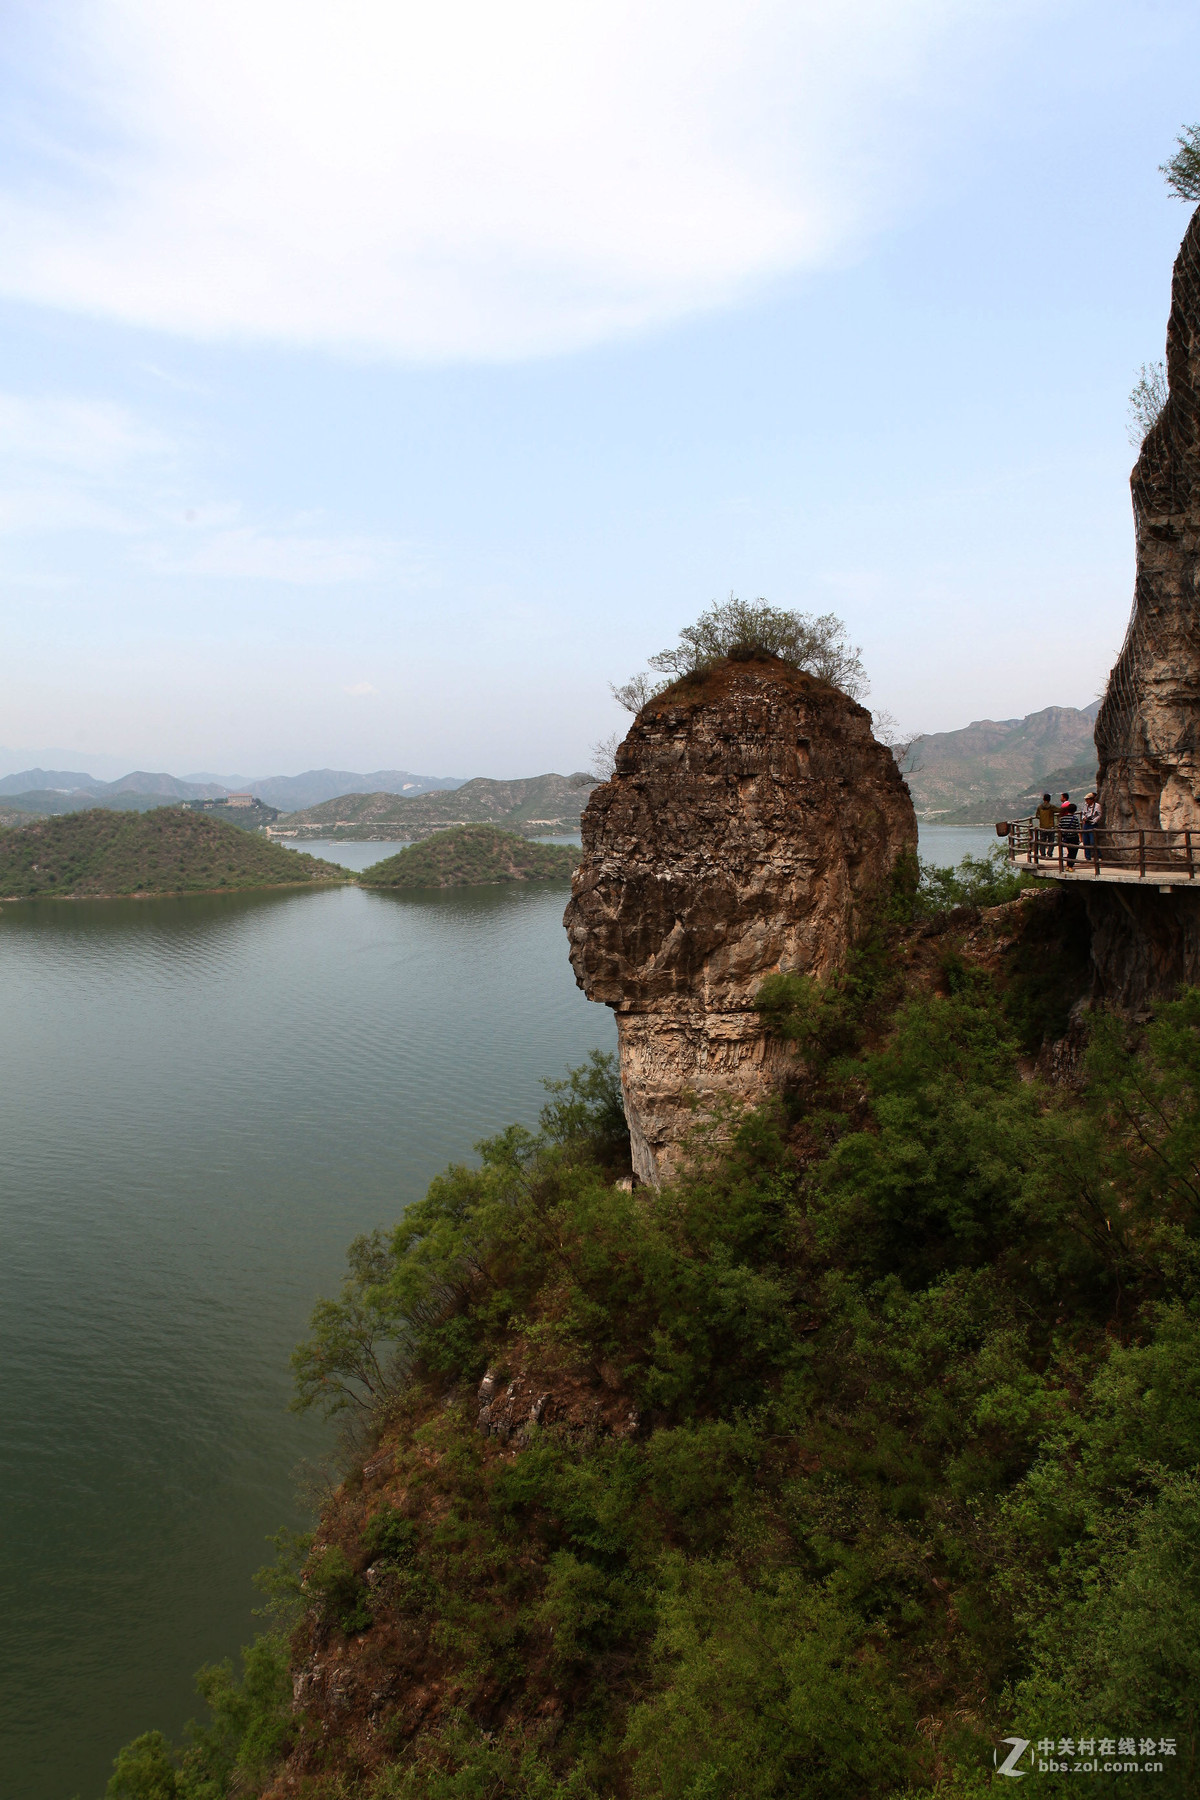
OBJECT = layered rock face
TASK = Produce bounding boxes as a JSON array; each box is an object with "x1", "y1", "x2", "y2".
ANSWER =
[
  {"x1": 564, "y1": 657, "x2": 917, "y2": 1183},
  {"x1": 1091, "y1": 207, "x2": 1200, "y2": 1006},
  {"x1": 1096, "y1": 207, "x2": 1200, "y2": 835}
]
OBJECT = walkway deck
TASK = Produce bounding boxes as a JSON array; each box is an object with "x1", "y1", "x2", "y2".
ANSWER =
[{"x1": 1003, "y1": 818, "x2": 1200, "y2": 892}]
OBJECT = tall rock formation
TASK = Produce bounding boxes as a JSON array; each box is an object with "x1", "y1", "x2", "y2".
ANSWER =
[
  {"x1": 564, "y1": 657, "x2": 917, "y2": 1183},
  {"x1": 1092, "y1": 207, "x2": 1200, "y2": 1005},
  {"x1": 1096, "y1": 207, "x2": 1200, "y2": 836}
]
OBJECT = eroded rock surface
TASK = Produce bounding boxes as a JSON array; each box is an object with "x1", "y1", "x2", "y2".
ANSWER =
[
  {"x1": 1091, "y1": 206, "x2": 1200, "y2": 1006},
  {"x1": 564, "y1": 657, "x2": 916, "y2": 1183},
  {"x1": 1097, "y1": 207, "x2": 1200, "y2": 835}
]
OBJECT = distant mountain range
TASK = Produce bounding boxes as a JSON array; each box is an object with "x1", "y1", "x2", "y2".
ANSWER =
[
  {"x1": 904, "y1": 703, "x2": 1101, "y2": 824},
  {"x1": 0, "y1": 710, "x2": 1104, "y2": 839},
  {"x1": 274, "y1": 773, "x2": 598, "y2": 841},
  {"x1": 0, "y1": 766, "x2": 464, "y2": 817}
]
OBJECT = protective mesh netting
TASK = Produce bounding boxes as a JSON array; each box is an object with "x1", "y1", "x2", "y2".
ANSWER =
[{"x1": 1095, "y1": 589, "x2": 1145, "y2": 764}]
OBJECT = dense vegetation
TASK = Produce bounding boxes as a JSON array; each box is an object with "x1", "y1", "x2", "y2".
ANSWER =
[
  {"x1": 361, "y1": 827, "x2": 578, "y2": 889},
  {"x1": 0, "y1": 809, "x2": 346, "y2": 898},
  {"x1": 612, "y1": 598, "x2": 867, "y2": 712},
  {"x1": 105, "y1": 866, "x2": 1200, "y2": 1799}
]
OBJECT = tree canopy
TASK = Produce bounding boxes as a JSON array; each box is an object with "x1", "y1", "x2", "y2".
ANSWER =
[
  {"x1": 612, "y1": 597, "x2": 867, "y2": 712},
  {"x1": 1162, "y1": 124, "x2": 1200, "y2": 203}
]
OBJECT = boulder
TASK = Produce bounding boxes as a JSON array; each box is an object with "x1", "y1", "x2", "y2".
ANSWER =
[{"x1": 564, "y1": 656, "x2": 917, "y2": 1183}]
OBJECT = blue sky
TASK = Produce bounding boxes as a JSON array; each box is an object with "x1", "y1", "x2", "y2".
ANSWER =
[{"x1": 0, "y1": 0, "x2": 1197, "y2": 780}]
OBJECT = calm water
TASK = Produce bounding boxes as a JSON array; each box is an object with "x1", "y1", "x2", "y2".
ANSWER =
[
  {"x1": 0, "y1": 824, "x2": 984, "y2": 1800},
  {"x1": 917, "y1": 823, "x2": 1003, "y2": 865},
  {"x1": 0, "y1": 881, "x2": 612, "y2": 1800}
]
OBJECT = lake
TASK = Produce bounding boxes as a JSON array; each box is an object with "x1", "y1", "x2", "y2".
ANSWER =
[
  {"x1": 0, "y1": 822, "x2": 989, "y2": 1800},
  {"x1": 0, "y1": 878, "x2": 613, "y2": 1800}
]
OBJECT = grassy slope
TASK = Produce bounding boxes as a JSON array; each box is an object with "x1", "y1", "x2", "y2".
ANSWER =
[
  {"x1": 360, "y1": 824, "x2": 578, "y2": 888},
  {"x1": 0, "y1": 808, "x2": 347, "y2": 898},
  {"x1": 0, "y1": 789, "x2": 196, "y2": 817}
]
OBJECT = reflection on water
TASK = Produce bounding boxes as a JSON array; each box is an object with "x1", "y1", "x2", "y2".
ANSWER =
[
  {"x1": 0, "y1": 882, "x2": 611, "y2": 1800},
  {"x1": 278, "y1": 837, "x2": 413, "y2": 871}
]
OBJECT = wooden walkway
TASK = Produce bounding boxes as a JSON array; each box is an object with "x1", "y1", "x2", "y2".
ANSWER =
[{"x1": 1003, "y1": 818, "x2": 1200, "y2": 891}]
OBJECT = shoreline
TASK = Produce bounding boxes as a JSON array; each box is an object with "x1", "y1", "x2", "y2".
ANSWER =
[{"x1": 0, "y1": 876, "x2": 354, "y2": 904}]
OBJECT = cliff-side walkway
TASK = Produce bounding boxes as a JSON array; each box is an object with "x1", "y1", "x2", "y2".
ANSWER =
[{"x1": 1003, "y1": 818, "x2": 1200, "y2": 889}]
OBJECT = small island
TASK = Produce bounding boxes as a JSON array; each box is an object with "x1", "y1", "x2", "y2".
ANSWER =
[
  {"x1": 0, "y1": 808, "x2": 347, "y2": 900},
  {"x1": 359, "y1": 824, "x2": 579, "y2": 888}
]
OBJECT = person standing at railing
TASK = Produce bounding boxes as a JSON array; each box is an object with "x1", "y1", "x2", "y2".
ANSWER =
[
  {"x1": 1061, "y1": 800, "x2": 1081, "y2": 867},
  {"x1": 1036, "y1": 792, "x2": 1056, "y2": 853},
  {"x1": 1082, "y1": 791, "x2": 1102, "y2": 861}
]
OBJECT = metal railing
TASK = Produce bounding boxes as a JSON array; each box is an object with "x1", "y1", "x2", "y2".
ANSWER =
[{"x1": 1001, "y1": 817, "x2": 1198, "y2": 879}]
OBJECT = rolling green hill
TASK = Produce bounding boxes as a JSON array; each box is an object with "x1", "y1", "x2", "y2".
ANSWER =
[
  {"x1": 276, "y1": 772, "x2": 595, "y2": 841},
  {"x1": 360, "y1": 824, "x2": 579, "y2": 888},
  {"x1": 0, "y1": 809, "x2": 347, "y2": 899},
  {"x1": 0, "y1": 787, "x2": 188, "y2": 817}
]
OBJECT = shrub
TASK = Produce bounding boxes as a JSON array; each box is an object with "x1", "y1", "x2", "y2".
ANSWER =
[
  {"x1": 612, "y1": 597, "x2": 867, "y2": 710},
  {"x1": 307, "y1": 1543, "x2": 372, "y2": 1634},
  {"x1": 1162, "y1": 123, "x2": 1200, "y2": 203}
]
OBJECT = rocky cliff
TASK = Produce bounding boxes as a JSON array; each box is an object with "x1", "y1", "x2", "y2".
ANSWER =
[
  {"x1": 564, "y1": 657, "x2": 917, "y2": 1182},
  {"x1": 1091, "y1": 207, "x2": 1200, "y2": 1005},
  {"x1": 1096, "y1": 207, "x2": 1200, "y2": 836}
]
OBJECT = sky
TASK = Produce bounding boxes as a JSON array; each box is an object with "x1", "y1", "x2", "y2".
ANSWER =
[{"x1": 0, "y1": 0, "x2": 1198, "y2": 780}]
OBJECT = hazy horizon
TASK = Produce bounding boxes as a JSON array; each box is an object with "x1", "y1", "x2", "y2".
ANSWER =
[{"x1": 0, "y1": 689, "x2": 1104, "y2": 789}]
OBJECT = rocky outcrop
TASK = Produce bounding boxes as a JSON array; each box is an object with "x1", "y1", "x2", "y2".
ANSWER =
[
  {"x1": 1087, "y1": 884, "x2": 1200, "y2": 1013},
  {"x1": 564, "y1": 657, "x2": 917, "y2": 1183},
  {"x1": 1096, "y1": 207, "x2": 1200, "y2": 835},
  {"x1": 1091, "y1": 206, "x2": 1200, "y2": 1007}
]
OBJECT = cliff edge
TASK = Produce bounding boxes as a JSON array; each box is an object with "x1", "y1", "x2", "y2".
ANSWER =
[
  {"x1": 1096, "y1": 206, "x2": 1200, "y2": 835},
  {"x1": 564, "y1": 656, "x2": 917, "y2": 1182},
  {"x1": 1091, "y1": 206, "x2": 1200, "y2": 1005}
]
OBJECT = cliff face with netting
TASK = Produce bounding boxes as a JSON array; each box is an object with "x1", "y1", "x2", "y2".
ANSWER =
[{"x1": 1096, "y1": 207, "x2": 1200, "y2": 834}]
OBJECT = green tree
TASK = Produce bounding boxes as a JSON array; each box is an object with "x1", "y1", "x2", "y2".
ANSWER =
[
  {"x1": 1129, "y1": 360, "x2": 1168, "y2": 446},
  {"x1": 612, "y1": 597, "x2": 867, "y2": 710},
  {"x1": 1162, "y1": 123, "x2": 1200, "y2": 202},
  {"x1": 105, "y1": 1733, "x2": 177, "y2": 1800}
]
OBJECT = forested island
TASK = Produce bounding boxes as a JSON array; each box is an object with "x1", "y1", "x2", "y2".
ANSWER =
[
  {"x1": 0, "y1": 810, "x2": 346, "y2": 900},
  {"x1": 360, "y1": 826, "x2": 578, "y2": 888}
]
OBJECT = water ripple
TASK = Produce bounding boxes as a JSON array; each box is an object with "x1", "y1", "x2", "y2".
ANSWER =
[{"x1": 0, "y1": 884, "x2": 612, "y2": 1800}]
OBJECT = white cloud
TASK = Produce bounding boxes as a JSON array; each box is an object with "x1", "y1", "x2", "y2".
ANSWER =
[
  {"x1": 0, "y1": 392, "x2": 167, "y2": 534},
  {"x1": 343, "y1": 680, "x2": 378, "y2": 695},
  {"x1": 0, "y1": 387, "x2": 409, "y2": 581},
  {"x1": 0, "y1": 393, "x2": 167, "y2": 474},
  {"x1": 0, "y1": 0, "x2": 1020, "y2": 360},
  {"x1": 139, "y1": 527, "x2": 391, "y2": 583}
]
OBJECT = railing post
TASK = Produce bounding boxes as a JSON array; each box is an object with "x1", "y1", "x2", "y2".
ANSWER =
[
  {"x1": 1139, "y1": 829, "x2": 1146, "y2": 878},
  {"x1": 1188, "y1": 830, "x2": 1194, "y2": 880},
  {"x1": 1058, "y1": 826, "x2": 1063, "y2": 872}
]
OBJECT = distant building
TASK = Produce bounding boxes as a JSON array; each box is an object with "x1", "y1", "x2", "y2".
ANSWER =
[{"x1": 225, "y1": 793, "x2": 255, "y2": 807}]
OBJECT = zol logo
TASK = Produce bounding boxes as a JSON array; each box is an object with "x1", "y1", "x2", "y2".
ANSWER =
[{"x1": 994, "y1": 1737, "x2": 1031, "y2": 1778}]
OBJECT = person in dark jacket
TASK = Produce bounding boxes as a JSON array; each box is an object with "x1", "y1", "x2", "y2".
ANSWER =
[{"x1": 1061, "y1": 800, "x2": 1081, "y2": 867}]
